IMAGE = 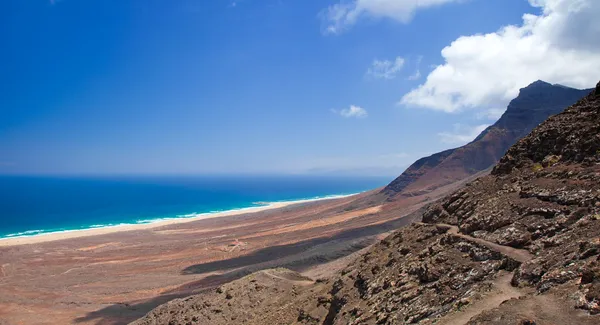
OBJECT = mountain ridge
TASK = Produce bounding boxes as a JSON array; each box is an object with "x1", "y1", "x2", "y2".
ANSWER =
[{"x1": 383, "y1": 81, "x2": 592, "y2": 198}]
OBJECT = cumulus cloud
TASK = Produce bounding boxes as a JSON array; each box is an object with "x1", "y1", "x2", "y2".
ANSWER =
[
  {"x1": 333, "y1": 105, "x2": 369, "y2": 118},
  {"x1": 367, "y1": 57, "x2": 405, "y2": 79},
  {"x1": 401, "y1": 0, "x2": 600, "y2": 113},
  {"x1": 321, "y1": 0, "x2": 462, "y2": 34},
  {"x1": 438, "y1": 124, "x2": 490, "y2": 145}
]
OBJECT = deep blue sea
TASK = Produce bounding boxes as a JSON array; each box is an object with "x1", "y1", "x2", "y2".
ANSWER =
[{"x1": 0, "y1": 175, "x2": 390, "y2": 239}]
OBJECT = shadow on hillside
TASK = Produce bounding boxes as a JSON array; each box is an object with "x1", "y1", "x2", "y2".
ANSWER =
[{"x1": 73, "y1": 211, "x2": 420, "y2": 325}]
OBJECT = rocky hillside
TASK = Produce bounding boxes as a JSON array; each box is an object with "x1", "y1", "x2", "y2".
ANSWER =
[
  {"x1": 133, "y1": 82, "x2": 600, "y2": 325},
  {"x1": 313, "y1": 81, "x2": 600, "y2": 324},
  {"x1": 383, "y1": 81, "x2": 591, "y2": 197}
]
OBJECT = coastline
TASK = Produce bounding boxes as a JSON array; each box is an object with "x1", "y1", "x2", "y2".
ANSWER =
[{"x1": 0, "y1": 193, "x2": 358, "y2": 247}]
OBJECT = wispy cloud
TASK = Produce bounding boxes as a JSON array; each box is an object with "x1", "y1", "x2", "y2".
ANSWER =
[
  {"x1": 367, "y1": 57, "x2": 405, "y2": 80},
  {"x1": 407, "y1": 56, "x2": 423, "y2": 80},
  {"x1": 320, "y1": 0, "x2": 463, "y2": 34},
  {"x1": 332, "y1": 105, "x2": 368, "y2": 118},
  {"x1": 438, "y1": 124, "x2": 489, "y2": 145},
  {"x1": 407, "y1": 69, "x2": 421, "y2": 81}
]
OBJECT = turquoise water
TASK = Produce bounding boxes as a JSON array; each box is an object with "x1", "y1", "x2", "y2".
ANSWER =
[{"x1": 0, "y1": 175, "x2": 390, "y2": 240}]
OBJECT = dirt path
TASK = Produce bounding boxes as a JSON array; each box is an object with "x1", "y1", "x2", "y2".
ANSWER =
[
  {"x1": 419, "y1": 223, "x2": 534, "y2": 263},
  {"x1": 443, "y1": 224, "x2": 533, "y2": 263},
  {"x1": 416, "y1": 222, "x2": 536, "y2": 325},
  {"x1": 435, "y1": 271, "x2": 526, "y2": 325}
]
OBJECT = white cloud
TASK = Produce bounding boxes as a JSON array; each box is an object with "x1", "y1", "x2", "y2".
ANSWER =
[
  {"x1": 321, "y1": 0, "x2": 462, "y2": 34},
  {"x1": 367, "y1": 57, "x2": 405, "y2": 79},
  {"x1": 333, "y1": 105, "x2": 369, "y2": 118},
  {"x1": 401, "y1": 0, "x2": 600, "y2": 113},
  {"x1": 438, "y1": 124, "x2": 490, "y2": 145}
]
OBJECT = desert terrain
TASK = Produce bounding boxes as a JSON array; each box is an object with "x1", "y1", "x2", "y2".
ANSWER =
[{"x1": 0, "y1": 185, "x2": 460, "y2": 325}]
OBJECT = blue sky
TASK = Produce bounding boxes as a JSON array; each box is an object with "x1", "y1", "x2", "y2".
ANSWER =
[{"x1": 1, "y1": 0, "x2": 598, "y2": 176}]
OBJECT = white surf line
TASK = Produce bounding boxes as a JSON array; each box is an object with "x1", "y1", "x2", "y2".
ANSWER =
[{"x1": 0, "y1": 192, "x2": 363, "y2": 247}]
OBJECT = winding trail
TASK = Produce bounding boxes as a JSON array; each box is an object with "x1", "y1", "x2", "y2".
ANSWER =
[
  {"x1": 439, "y1": 223, "x2": 534, "y2": 263},
  {"x1": 418, "y1": 222, "x2": 535, "y2": 325},
  {"x1": 435, "y1": 271, "x2": 525, "y2": 325},
  {"x1": 417, "y1": 222, "x2": 534, "y2": 263}
]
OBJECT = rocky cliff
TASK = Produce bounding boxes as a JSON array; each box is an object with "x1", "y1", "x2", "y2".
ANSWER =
[{"x1": 383, "y1": 81, "x2": 591, "y2": 197}]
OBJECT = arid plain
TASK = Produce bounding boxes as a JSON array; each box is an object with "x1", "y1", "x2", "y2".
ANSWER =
[{"x1": 0, "y1": 188, "x2": 453, "y2": 325}]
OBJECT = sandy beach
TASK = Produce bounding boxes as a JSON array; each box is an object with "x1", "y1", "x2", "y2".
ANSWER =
[{"x1": 0, "y1": 195, "x2": 355, "y2": 247}]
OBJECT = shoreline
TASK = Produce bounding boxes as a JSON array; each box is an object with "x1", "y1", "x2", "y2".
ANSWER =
[{"x1": 0, "y1": 193, "x2": 359, "y2": 247}]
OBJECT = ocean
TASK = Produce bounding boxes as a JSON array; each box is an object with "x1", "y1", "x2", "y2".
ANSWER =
[{"x1": 0, "y1": 175, "x2": 391, "y2": 240}]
